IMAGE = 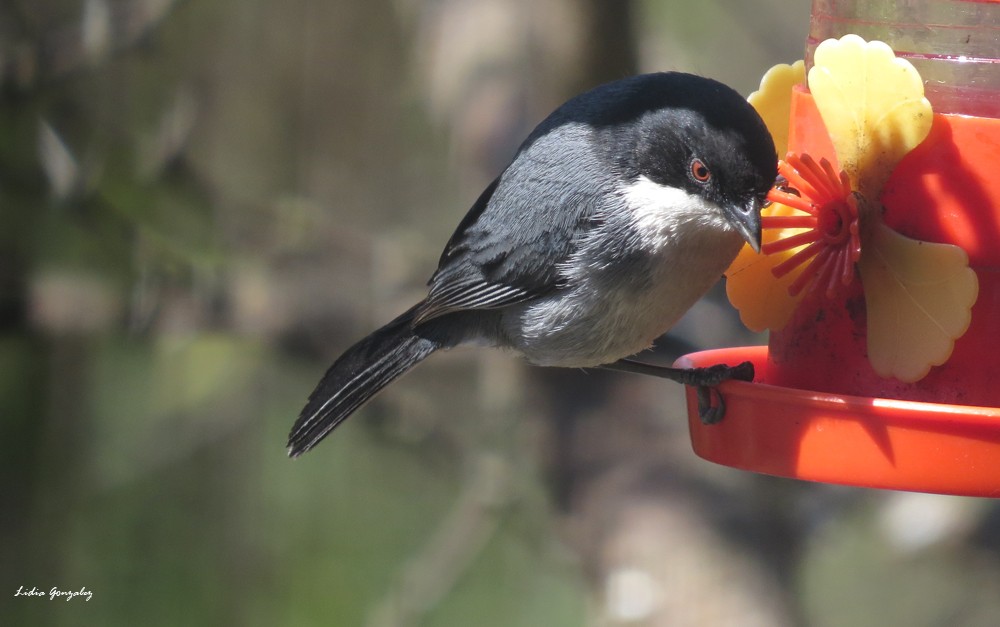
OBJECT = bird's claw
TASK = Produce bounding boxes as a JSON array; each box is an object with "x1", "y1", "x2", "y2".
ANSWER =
[
  {"x1": 727, "y1": 360, "x2": 755, "y2": 383},
  {"x1": 696, "y1": 386, "x2": 725, "y2": 424},
  {"x1": 695, "y1": 361, "x2": 754, "y2": 425}
]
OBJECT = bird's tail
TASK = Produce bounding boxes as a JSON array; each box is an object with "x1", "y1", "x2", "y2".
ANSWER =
[{"x1": 288, "y1": 306, "x2": 438, "y2": 457}]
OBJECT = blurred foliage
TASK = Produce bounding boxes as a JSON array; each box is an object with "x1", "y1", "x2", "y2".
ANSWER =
[
  {"x1": 3, "y1": 2, "x2": 587, "y2": 623},
  {"x1": 9, "y1": 333, "x2": 586, "y2": 626},
  {"x1": 4, "y1": 1, "x2": 1000, "y2": 626},
  {"x1": 799, "y1": 497, "x2": 1000, "y2": 627}
]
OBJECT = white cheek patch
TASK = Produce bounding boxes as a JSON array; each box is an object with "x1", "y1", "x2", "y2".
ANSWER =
[{"x1": 621, "y1": 175, "x2": 731, "y2": 251}]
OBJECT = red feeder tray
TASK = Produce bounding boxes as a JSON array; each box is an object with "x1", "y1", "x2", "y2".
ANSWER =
[{"x1": 677, "y1": 346, "x2": 1000, "y2": 498}]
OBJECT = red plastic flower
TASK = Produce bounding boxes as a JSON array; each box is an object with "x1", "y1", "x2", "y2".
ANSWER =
[{"x1": 762, "y1": 153, "x2": 861, "y2": 299}]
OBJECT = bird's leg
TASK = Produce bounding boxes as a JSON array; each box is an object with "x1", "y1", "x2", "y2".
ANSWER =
[{"x1": 596, "y1": 358, "x2": 754, "y2": 424}]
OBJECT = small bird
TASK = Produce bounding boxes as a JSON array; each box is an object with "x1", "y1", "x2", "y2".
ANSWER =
[{"x1": 289, "y1": 72, "x2": 776, "y2": 457}]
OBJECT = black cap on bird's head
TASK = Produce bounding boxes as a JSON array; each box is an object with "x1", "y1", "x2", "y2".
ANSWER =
[{"x1": 543, "y1": 72, "x2": 777, "y2": 252}]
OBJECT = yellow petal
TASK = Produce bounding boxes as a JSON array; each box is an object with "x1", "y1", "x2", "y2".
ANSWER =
[
  {"x1": 808, "y1": 35, "x2": 932, "y2": 199},
  {"x1": 725, "y1": 202, "x2": 808, "y2": 332},
  {"x1": 860, "y1": 221, "x2": 979, "y2": 382},
  {"x1": 748, "y1": 60, "x2": 805, "y2": 157}
]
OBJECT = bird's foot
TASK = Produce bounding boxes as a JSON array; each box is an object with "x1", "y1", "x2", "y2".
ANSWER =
[
  {"x1": 598, "y1": 359, "x2": 754, "y2": 424},
  {"x1": 691, "y1": 361, "x2": 754, "y2": 424}
]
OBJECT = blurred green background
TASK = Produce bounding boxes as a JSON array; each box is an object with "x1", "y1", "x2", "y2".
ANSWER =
[{"x1": 5, "y1": 1, "x2": 1000, "y2": 625}]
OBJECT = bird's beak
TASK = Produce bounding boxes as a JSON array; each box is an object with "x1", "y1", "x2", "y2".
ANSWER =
[{"x1": 728, "y1": 196, "x2": 762, "y2": 254}]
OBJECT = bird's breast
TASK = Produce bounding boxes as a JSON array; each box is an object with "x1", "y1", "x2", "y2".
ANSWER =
[{"x1": 504, "y1": 184, "x2": 742, "y2": 367}]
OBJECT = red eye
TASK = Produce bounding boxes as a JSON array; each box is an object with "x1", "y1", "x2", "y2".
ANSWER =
[{"x1": 690, "y1": 158, "x2": 711, "y2": 183}]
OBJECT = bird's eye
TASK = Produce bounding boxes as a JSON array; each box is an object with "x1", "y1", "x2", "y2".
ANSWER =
[{"x1": 690, "y1": 158, "x2": 712, "y2": 183}]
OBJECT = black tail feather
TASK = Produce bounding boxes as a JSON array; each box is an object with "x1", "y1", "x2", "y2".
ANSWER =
[{"x1": 288, "y1": 307, "x2": 438, "y2": 457}]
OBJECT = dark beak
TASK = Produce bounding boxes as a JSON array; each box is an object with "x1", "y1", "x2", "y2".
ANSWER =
[{"x1": 728, "y1": 196, "x2": 763, "y2": 254}]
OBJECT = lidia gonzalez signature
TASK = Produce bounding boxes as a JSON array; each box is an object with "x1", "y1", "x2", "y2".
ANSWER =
[{"x1": 15, "y1": 585, "x2": 93, "y2": 601}]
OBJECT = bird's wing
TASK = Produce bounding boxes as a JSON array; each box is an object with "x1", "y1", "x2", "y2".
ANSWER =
[{"x1": 416, "y1": 128, "x2": 610, "y2": 324}]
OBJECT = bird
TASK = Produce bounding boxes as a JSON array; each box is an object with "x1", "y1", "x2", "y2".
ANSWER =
[{"x1": 288, "y1": 72, "x2": 777, "y2": 457}]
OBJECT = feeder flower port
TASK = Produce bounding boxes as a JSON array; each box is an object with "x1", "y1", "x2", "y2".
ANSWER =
[{"x1": 725, "y1": 35, "x2": 979, "y2": 383}]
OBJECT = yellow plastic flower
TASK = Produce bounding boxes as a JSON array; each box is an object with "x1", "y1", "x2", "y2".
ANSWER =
[{"x1": 726, "y1": 35, "x2": 979, "y2": 382}]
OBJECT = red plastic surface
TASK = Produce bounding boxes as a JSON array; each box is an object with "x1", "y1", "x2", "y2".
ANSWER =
[
  {"x1": 767, "y1": 89, "x2": 1000, "y2": 407},
  {"x1": 678, "y1": 346, "x2": 1000, "y2": 497}
]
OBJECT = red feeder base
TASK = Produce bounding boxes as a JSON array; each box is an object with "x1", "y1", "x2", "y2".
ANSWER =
[{"x1": 677, "y1": 346, "x2": 1000, "y2": 497}]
